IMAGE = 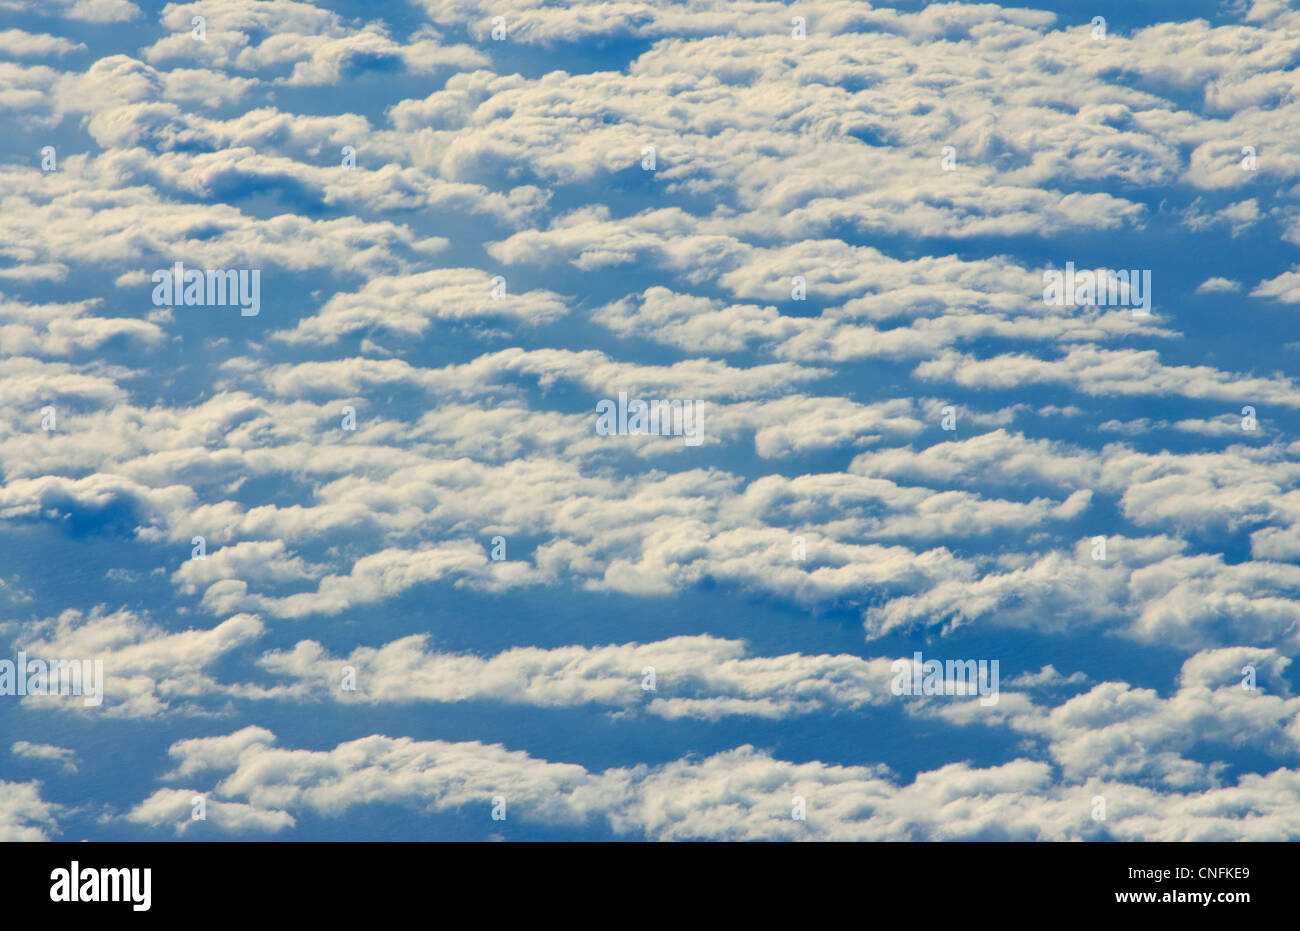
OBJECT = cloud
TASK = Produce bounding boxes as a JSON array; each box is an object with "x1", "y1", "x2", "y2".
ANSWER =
[
  {"x1": 8, "y1": 607, "x2": 265, "y2": 717},
  {"x1": 8, "y1": 0, "x2": 1300, "y2": 842},
  {"x1": 0, "y1": 0, "x2": 140, "y2": 23},
  {"x1": 1253, "y1": 267, "x2": 1300, "y2": 304},
  {"x1": 142, "y1": 0, "x2": 485, "y2": 85},
  {"x1": 273, "y1": 269, "x2": 569, "y2": 345},
  {"x1": 0, "y1": 29, "x2": 85, "y2": 57},
  {"x1": 915, "y1": 346, "x2": 1300, "y2": 408},
  {"x1": 1196, "y1": 277, "x2": 1241, "y2": 294},
  {"x1": 11, "y1": 741, "x2": 79, "y2": 772},
  {"x1": 132, "y1": 723, "x2": 1300, "y2": 839},
  {"x1": 255, "y1": 633, "x2": 899, "y2": 720},
  {"x1": 124, "y1": 787, "x2": 293, "y2": 834},
  {"x1": 0, "y1": 780, "x2": 60, "y2": 841}
]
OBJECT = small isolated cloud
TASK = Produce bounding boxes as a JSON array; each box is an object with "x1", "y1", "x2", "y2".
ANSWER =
[
  {"x1": 1196, "y1": 277, "x2": 1241, "y2": 293},
  {"x1": 11, "y1": 741, "x2": 79, "y2": 772}
]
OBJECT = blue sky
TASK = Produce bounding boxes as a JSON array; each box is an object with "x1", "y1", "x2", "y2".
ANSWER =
[{"x1": 1, "y1": 0, "x2": 1299, "y2": 841}]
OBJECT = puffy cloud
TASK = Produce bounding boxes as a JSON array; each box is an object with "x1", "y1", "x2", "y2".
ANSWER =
[
  {"x1": 256, "y1": 633, "x2": 899, "y2": 719},
  {"x1": 0, "y1": 29, "x2": 85, "y2": 57},
  {"x1": 273, "y1": 269, "x2": 569, "y2": 345},
  {"x1": 1197, "y1": 277, "x2": 1242, "y2": 293},
  {"x1": 132, "y1": 724, "x2": 1300, "y2": 840},
  {"x1": 124, "y1": 787, "x2": 293, "y2": 834},
  {"x1": 142, "y1": 0, "x2": 485, "y2": 85},
  {"x1": 0, "y1": 0, "x2": 140, "y2": 23},
  {"x1": 8, "y1": 0, "x2": 1300, "y2": 842},
  {"x1": 0, "y1": 780, "x2": 60, "y2": 841},
  {"x1": 1253, "y1": 266, "x2": 1300, "y2": 304},
  {"x1": 915, "y1": 346, "x2": 1300, "y2": 408},
  {"x1": 8, "y1": 607, "x2": 265, "y2": 717}
]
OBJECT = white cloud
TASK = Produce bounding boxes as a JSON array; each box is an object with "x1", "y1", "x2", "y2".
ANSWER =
[
  {"x1": 0, "y1": 780, "x2": 59, "y2": 841},
  {"x1": 11, "y1": 741, "x2": 79, "y2": 772}
]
